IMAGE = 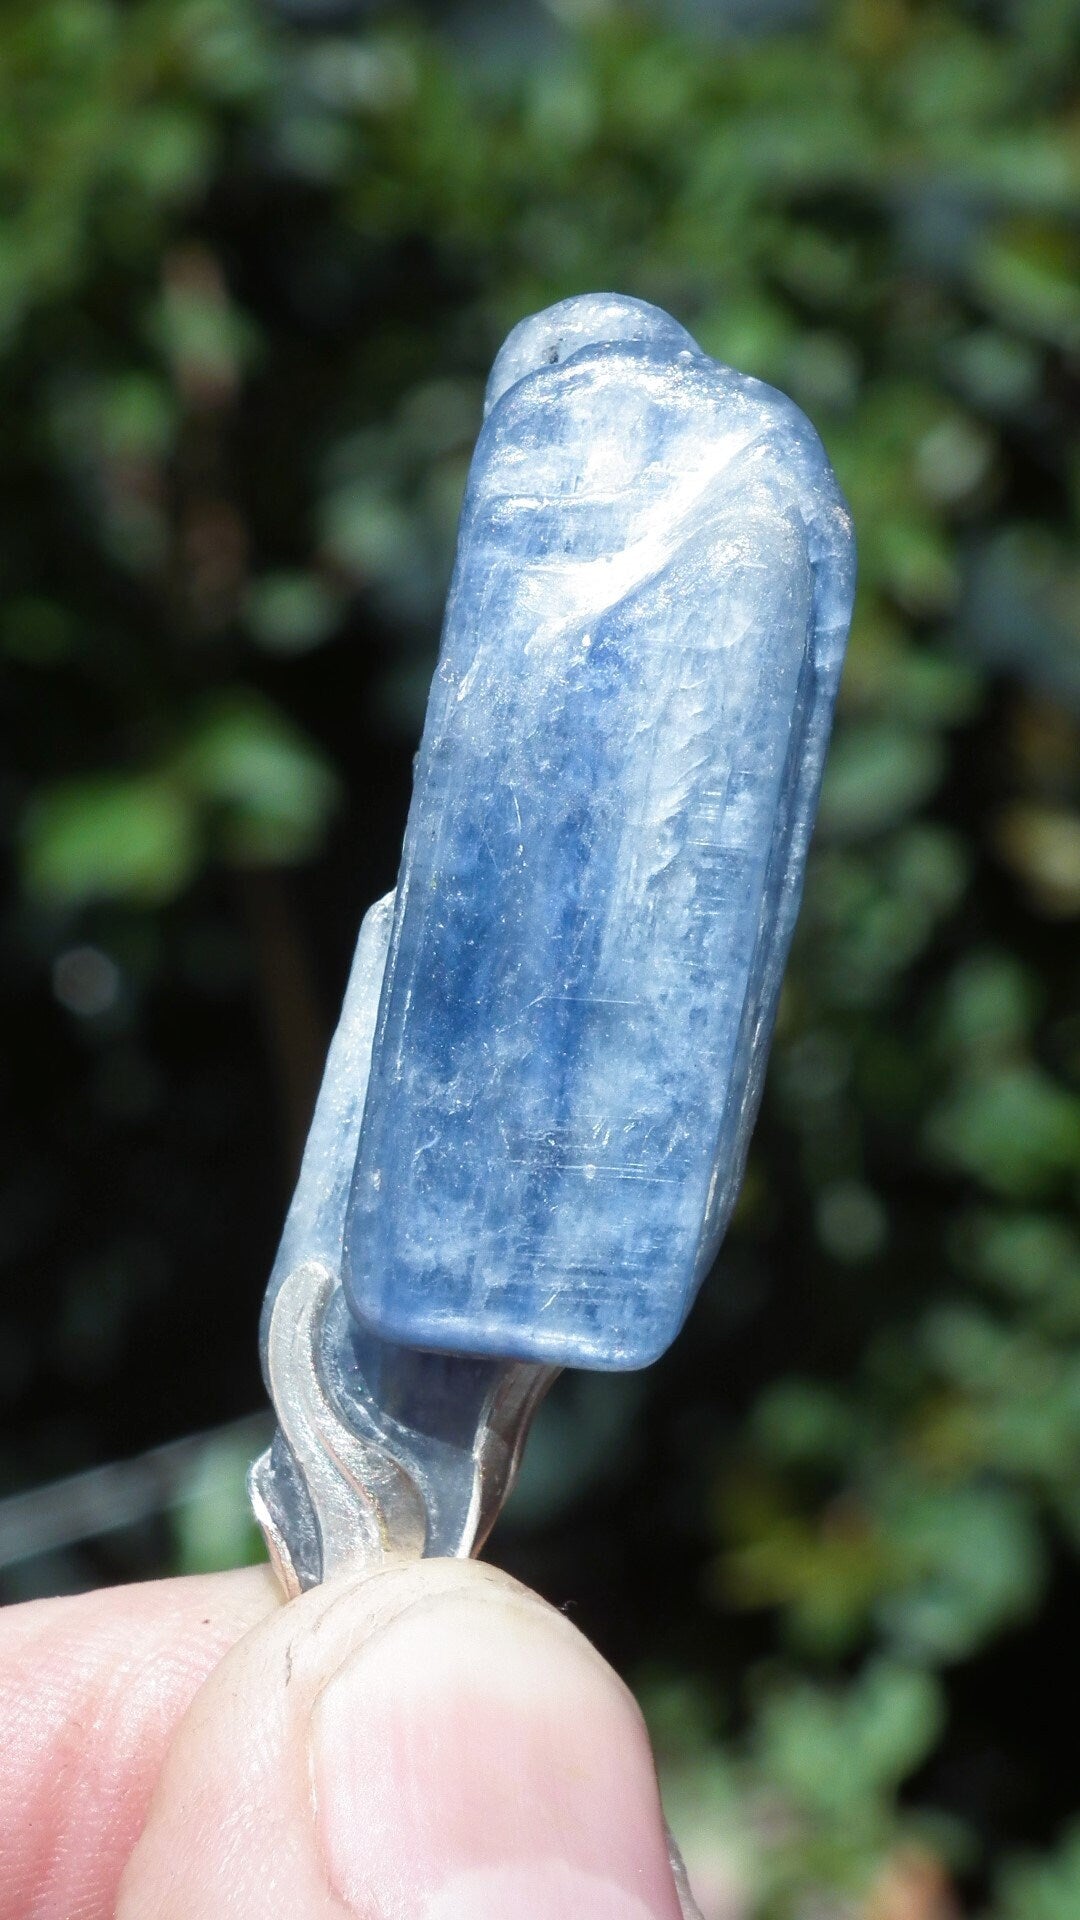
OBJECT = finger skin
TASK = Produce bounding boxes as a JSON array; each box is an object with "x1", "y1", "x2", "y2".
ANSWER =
[
  {"x1": 1, "y1": 1558, "x2": 694, "y2": 1920},
  {"x1": 116, "y1": 1558, "x2": 687, "y2": 1920},
  {"x1": 0, "y1": 1567, "x2": 279, "y2": 1920}
]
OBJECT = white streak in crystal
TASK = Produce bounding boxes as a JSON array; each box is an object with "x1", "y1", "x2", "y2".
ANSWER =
[{"x1": 267, "y1": 891, "x2": 394, "y2": 1301}]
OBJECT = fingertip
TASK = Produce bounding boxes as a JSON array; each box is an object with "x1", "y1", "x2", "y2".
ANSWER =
[
  {"x1": 118, "y1": 1559, "x2": 686, "y2": 1920},
  {"x1": 312, "y1": 1582, "x2": 682, "y2": 1919}
]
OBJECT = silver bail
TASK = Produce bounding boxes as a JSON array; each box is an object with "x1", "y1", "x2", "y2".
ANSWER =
[{"x1": 250, "y1": 1260, "x2": 554, "y2": 1598}]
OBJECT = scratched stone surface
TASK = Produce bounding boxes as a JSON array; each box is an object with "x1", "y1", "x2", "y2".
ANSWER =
[{"x1": 343, "y1": 293, "x2": 856, "y2": 1369}]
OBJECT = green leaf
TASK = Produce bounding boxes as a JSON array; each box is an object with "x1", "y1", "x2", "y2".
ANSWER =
[
  {"x1": 319, "y1": 480, "x2": 416, "y2": 579},
  {"x1": 819, "y1": 722, "x2": 944, "y2": 839},
  {"x1": 177, "y1": 693, "x2": 339, "y2": 865},
  {"x1": 973, "y1": 219, "x2": 1080, "y2": 351},
  {"x1": 172, "y1": 1432, "x2": 264, "y2": 1576},
  {"x1": 994, "y1": 1825, "x2": 1080, "y2": 1920},
  {"x1": 926, "y1": 1065, "x2": 1080, "y2": 1198},
  {"x1": 879, "y1": 1480, "x2": 1045, "y2": 1660},
  {"x1": 245, "y1": 572, "x2": 343, "y2": 655},
  {"x1": 21, "y1": 773, "x2": 198, "y2": 907},
  {"x1": 756, "y1": 1662, "x2": 943, "y2": 1816},
  {"x1": 960, "y1": 1210, "x2": 1080, "y2": 1326}
]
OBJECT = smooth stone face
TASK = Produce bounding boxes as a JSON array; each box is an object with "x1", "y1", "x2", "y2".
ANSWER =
[{"x1": 345, "y1": 293, "x2": 856, "y2": 1370}]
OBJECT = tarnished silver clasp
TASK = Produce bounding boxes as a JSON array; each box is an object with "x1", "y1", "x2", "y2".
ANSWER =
[{"x1": 249, "y1": 1260, "x2": 555, "y2": 1598}]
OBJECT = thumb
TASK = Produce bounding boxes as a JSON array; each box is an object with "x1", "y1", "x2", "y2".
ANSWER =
[{"x1": 117, "y1": 1557, "x2": 698, "y2": 1920}]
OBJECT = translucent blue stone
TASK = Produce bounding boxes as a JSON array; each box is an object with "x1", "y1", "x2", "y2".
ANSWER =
[
  {"x1": 268, "y1": 890, "x2": 393, "y2": 1310},
  {"x1": 344, "y1": 294, "x2": 855, "y2": 1370}
]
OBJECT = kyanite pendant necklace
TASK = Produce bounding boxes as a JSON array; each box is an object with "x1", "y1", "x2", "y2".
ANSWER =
[{"x1": 250, "y1": 293, "x2": 856, "y2": 1596}]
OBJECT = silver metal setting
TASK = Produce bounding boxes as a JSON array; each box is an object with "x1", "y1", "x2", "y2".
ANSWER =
[{"x1": 250, "y1": 1260, "x2": 556, "y2": 1598}]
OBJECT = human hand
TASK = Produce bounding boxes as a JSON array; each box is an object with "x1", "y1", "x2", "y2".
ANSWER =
[{"x1": 0, "y1": 1555, "x2": 701, "y2": 1919}]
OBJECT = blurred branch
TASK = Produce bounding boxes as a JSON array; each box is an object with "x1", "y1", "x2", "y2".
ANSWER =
[
  {"x1": 0, "y1": 1415, "x2": 270, "y2": 1572},
  {"x1": 239, "y1": 867, "x2": 327, "y2": 1176}
]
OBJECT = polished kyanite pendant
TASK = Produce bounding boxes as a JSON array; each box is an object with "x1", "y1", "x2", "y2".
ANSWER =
[{"x1": 251, "y1": 293, "x2": 856, "y2": 1595}]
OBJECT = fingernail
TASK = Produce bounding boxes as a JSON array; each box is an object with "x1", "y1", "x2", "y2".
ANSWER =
[{"x1": 310, "y1": 1592, "x2": 684, "y2": 1920}]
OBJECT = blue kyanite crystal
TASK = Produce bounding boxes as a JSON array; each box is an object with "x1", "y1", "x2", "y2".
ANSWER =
[{"x1": 343, "y1": 293, "x2": 856, "y2": 1370}]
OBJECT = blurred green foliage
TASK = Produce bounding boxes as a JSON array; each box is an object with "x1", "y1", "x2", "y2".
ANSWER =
[{"x1": 4, "y1": 0, "x2": 1080, "y2": 1913}]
